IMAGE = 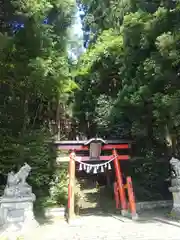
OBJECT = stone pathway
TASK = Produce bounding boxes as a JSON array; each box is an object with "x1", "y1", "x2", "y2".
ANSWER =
[{"x1": 22, "y1": 213, "x2": 180, "y2": 240}]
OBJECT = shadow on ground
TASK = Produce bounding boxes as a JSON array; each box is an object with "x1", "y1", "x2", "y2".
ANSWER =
[
  {"x1": 136, "y1": 208, "x2": 180, "y2": 228},
  {"x1": 78, "y1": 182, "x2": 180, "y2": 228},
  {"x1": 36, "y1": 216, "x2": 54, "y2": 225},
  {"x1": 79, "y1": 207, "x2": 111, "y2": 216},
  {"x1": 35, "y1": 210, "x2": 55, "y2": 225}
]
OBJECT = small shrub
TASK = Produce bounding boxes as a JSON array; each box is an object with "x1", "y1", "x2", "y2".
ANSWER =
[{"x1": 49, "y1": 165, "x2": 69, "y2": 207}]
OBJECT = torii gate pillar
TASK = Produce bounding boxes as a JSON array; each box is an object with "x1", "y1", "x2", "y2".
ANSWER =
[{"x1": 68, "y1": 151, "x2": 76, "y2": 222}]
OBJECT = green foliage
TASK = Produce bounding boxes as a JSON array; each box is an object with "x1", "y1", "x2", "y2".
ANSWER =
[
  {"x1": 49, "y1": 166, "x2": 69, "y2": 207},
  {"x1": 74, "y1": 0, "x2": 180, "y2": 199},
  {"x1": 0, "y1": 0, "x2": 78, "y2": 209},
  {"x1": 75, "y1": 2, "x2": 180, "y2": 148}
]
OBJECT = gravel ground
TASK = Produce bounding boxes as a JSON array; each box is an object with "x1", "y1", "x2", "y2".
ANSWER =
[{"x1": 22, "y1": 213, "x2": 180, "y2": 240}]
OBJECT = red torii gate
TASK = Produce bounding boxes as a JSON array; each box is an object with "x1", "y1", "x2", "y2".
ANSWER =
[{"x1": 55, "y1": 138, "x2": 138, "y2": 222}]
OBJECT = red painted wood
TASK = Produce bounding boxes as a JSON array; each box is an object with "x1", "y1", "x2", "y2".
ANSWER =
[
  {"x1": 117, "y1": 155, "x2": 129, "y2": 160},
  {"x1": 102, "y1": 144, "x2": 129, "y2": 149},
  {"x1": 114, "y1": 182, "x2": 120, "y2": 209},
  {"x1": 73, "y1": 155, "x2": 129, "y2": 161},
  {"x1": 126, "y1": 176, "x2": 137, "y2": 218},
  {"x1": 57, "y1": 144, "x2": 130, "y2": 151},
  {"x1": 113, "y1": 149, "x2": 127, "y2": 212}
]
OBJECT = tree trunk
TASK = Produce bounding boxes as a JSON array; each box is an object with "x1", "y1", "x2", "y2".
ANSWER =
[{"x1": 56, "y1": 98, "x2": 61, "y2": 140}]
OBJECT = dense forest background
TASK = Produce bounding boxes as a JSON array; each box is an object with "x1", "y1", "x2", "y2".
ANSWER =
[{"x1": 1, "y1": 0, "x2": 180, "y2": 209}]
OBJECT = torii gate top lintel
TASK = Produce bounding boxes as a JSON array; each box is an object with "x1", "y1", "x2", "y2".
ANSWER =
[
  {"x1": 54, "y1": 139, "x2": 132, "y2": 145},
  {"x1": 54, "y1": 138, "x2": 131, "y2": 161}
]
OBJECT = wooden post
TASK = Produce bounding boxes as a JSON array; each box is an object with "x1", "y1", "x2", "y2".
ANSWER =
[
  {"x1": 114, "y1": 182, "x2": 120, "y2": 209},
  {"x1": 126, "y1": 176, "x2": 138, "y2": 220},
  {"x1": 68, "y1": 151, "x2": 76, "y2": 223},
  {"x1": 113, "y1": 149, "x2": 128, "y2": 216}
]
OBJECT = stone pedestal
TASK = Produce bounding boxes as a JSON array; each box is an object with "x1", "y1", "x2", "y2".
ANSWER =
[
  {"x1": 169, "y1": 178, "x2": 180, "y2": 219},
  {"x1": 0, "y1": 195, "x2": 36, "y2": 224},
  {"x1": 0, "y1": 163, "x2": 39, "y2": 237},
  {"x1": 0, "y1": 195, "x2": 39, "y2": 236}
]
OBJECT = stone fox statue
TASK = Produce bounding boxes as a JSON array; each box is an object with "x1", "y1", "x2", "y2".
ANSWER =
[{"x1": 7, "y1": 163, "x2": 31, "y2": 187}]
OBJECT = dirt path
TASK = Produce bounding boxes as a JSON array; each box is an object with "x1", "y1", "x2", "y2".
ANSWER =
[{"x1": 22, "y1": 212, "x2": 180, "y2": 240}]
